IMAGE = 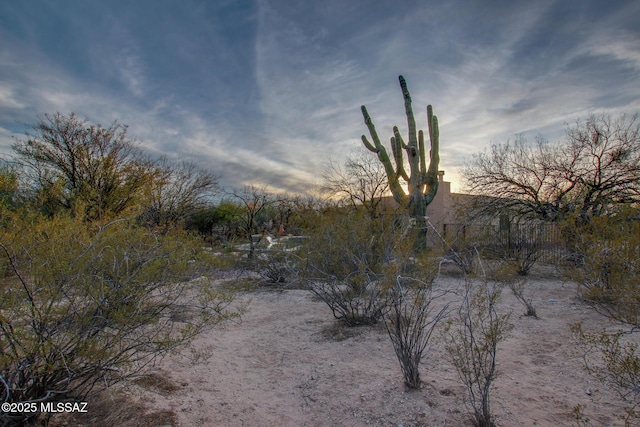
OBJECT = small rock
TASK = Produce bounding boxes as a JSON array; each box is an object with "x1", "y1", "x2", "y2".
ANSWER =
[{"x1": 439, "y1": 388, "x2": 456, "y2": 396}]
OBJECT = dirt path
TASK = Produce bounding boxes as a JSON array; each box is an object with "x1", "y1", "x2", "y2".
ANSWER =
[{"x1": 132, "y1": 272, "x2": 631, "y2": 426}]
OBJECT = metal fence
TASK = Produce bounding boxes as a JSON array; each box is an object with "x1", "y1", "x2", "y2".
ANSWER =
[{"x1": 436, "y1": 222, "x2": 565, "y2": 263}]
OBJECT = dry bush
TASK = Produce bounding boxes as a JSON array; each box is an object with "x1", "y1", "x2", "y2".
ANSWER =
[
  {"x1": 298, "y1": 209, "x2": 396, "y2": 326},
  {"x1": 132, "y1": 372, "x2": 181, "y2": 395},
  {"x1": 567, "y1": 209, "x2": 640, "y2": 322},
  {"x1": 318, "y1": 322, "x2": 367, "y2": 342},
  {"x1": 0, "y1": 212, "x2": 238, "y2": 426},
  {"x1": 490, "y1": 261, "x2": 538, "y2": 318},
  {"x1": 462, "y1": 113, "x2": 640, "y2": 222},
  {"x1": 444, "y1": 246, "x2": 478, "y2": 275},
  {"x1": 259, "y1": 261, "x2": 290, "y2": 285},
  {"x1": 384, "y1": 271, "x2": 451, "y2": 389},
  {"x1": 436, "y1": 222, "x2": 493, "y2": 275},
  {"x1": 507, "y1": 278, "x2": 537, "y2": 318},
  {"x1": 572, "y1": 325, "x2": 640, "y2": 425},
  {"x1": 498, "y1": 222, "x2": 550, "y2": 276},
  {"x1": 255, "y1": 250, "x2": 294, "y2": 286},
  {"x1": 567, "y1": 207, "x2": 640, "y2": 425},
  {"x1": 445, "y1": 278, "x2": 513, "y2": 427}
]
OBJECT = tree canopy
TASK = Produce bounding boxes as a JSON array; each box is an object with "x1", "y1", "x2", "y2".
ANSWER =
[
  {"x1": 13, "y1": 112, "x2": 156, "y2": 222},
  {"x1": 463, "y1": 113, "x2": 640, "y2": 222}
]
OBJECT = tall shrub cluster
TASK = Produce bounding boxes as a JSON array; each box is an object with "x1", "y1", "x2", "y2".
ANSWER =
[
  {"x1": 567, "y1": 208, "x2": 640, "y2": 424},
  {"x1": 299, "y1": 208, "x2": 396, "y2": 326},
  {"x1": 0, "y1": 114, "x2": 236, "y2": 426}
]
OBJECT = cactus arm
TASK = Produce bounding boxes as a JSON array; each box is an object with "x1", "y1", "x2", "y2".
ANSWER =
[
  {"x1": 418, "y1": 129, "x2": 428, "y2": 194},
  {"x1": 361, "y1": 135, "x2": 379, "y2": 153},
  {"x1": 361, "y1": 106, "x2": 408, "y2": 206},
  {"x1": 391, "y1": 128, "x2": 409, "y2": 182},
  {"x1": 361, "y1": 106, "x2": 383, "y2": 148},
  {"x1": 399, "y1": 76, "x2": 418, "y2": 149},
  {"x1": 427, "y1": 105, "x2": 436, "y2": 147},
  {"x1": 427, "y1": 110, "x2": 440, "y2": 178},
  {"x1": 418, "y1": 129, "x2": 426, "y2": 176},
  {"x1": 390, "y1": 136, "x2": 402, "y2": 175},
  {"x1": 399, "y1": 75, "x2": 423, "y2": 214},
  {"x1": 360, "y1": 77, "x2": 440, "y2": 212},
  {"x1": 423, "y1": 107, "x2": 440, "y2": 205}
]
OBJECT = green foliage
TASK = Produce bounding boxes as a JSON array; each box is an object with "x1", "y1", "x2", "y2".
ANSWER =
[
  {"x1": 13, "y1": 113, "x2": 157, "y2": 222},
  {"x1": 185, "y1": 206, "x2": 220, "y2": 237},
  {"x1": 567, "y1": 207, "x2": 640, "y2": 425},
  {"x1": 185, "y1": 200, "x2": 244, "y2": 243},
  {"x1": 0, "y1": 161, "x2": 20, "y2": 209},
  {"x1": 572, "y1": 325, "x2": 640, "y2": 426},
  {"x1": 565, "y1": 207, "x2": 640, "y2": 325},
  {"x1": 0, "y1": 211, "x2": 237, "y2": 425},
  {"x1": 298, "y1": 209, "x2": 398, "y2": 326}
]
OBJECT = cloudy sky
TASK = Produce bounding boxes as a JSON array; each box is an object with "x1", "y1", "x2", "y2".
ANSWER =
[{"x1": 1, "y1": 0, "x2": 639, "y2": 194}]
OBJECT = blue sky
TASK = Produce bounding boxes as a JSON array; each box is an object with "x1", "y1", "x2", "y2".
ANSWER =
[{"x1": 1, "y1": 0, "x2": 639, "y2": 194}]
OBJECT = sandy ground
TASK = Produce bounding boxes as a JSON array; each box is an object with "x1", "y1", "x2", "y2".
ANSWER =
[{"x1": 110, "y1": 267, "x2": 634, "y2": 426}]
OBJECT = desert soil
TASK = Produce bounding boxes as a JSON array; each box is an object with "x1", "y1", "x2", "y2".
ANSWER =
[{"x1": 74, "y1": 266, "x2": 635, "y2": 427}]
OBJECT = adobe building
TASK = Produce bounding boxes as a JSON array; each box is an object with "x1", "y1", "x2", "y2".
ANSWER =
[
  {"x1": 380, "y1": 170, "x2": 481, "y2": 247},
  {"x1": 425, "y1": 170, "x2": 456, "y2": 230},
  {"x1": 424, "y1": 170, "x2": 481, "y2": 245}
]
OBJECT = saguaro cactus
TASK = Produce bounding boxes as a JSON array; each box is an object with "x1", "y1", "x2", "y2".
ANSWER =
[{"x1": 361, "y1": 75, "x2": 440, "y2": 239}]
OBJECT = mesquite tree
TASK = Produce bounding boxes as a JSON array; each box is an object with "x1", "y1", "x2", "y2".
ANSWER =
[
  {"x1": 13, "y1": 113, "x2": 156, "y2": 222},
  {"x1": 361, "y1": 75, "x2": 440, "y2": 246},
  {"x1": 462, "y1": 113, "x2": 640, "y2": 223}
]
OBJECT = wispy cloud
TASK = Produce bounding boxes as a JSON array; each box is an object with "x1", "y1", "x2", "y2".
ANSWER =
[
  {"x1": 1, "y1": 0, "x2": 638, "y2": 195},
  {"x1": 0, "y1": 85, "x2": 25, "y2": 113},
  {"x1": 92, "y1": 19, "x2": 146, "y2": 97}
]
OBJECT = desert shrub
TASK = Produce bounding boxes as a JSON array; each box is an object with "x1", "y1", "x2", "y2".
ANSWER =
[
  {"x1": 437, "y1": 222, "x2": 493, "y2": 275},
  {"x1": 298, "y1": 209, "x2": 397, "y2": 326},
  {"x1": 499, "y1": 222, "x2": 549, "y2": 275},
  {"x1": 12, "y1": 113, "x2": 157, "y2": 222},
  {"x1": 566, "y1": 209, "x2": 640, "y2": 321},
  {"x1": 444, "y1": 246, "x2": 478, "y2": 275},
  {"x1": 572, "y1": 325, "x2": 640, "y2": 425},
  {"x1": 447, "y1": 202, "x2": 558, "y2": 276},
  {"x1": 445, "y1": 278, "x2": 512, "y2": 427},
  {"x1": 384, "y1": 265, "x2": 450, "y2": 389},
  {"x1": 255, "y1": 249, "x2": 294, "y2": 285},
  {"x1": 490, "y1": 261, "x2": 538, "y2": 318},
  {"x1": 567, "y1": 207, "x2": 640, "y2": 425},
  {"x1": 507, "y1": 277, "x2": 537, "y2": 318},
  {"x1": 0, "y1": 211, "x2": 238, "y2": 426},
  {"x1": 259, "y1": 259, "x2": 290, "y2": 284}
]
